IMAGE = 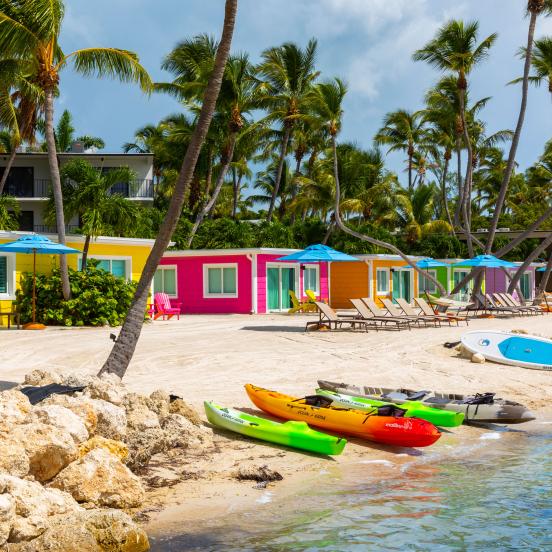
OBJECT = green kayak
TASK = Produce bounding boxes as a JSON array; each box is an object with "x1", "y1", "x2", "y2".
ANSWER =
[
  {"x1": 316, "y1": 389, "x2": 465, "y2": 427},
  {"x1": 204, "y1": 401, "x2": 346, "y2": 455}
]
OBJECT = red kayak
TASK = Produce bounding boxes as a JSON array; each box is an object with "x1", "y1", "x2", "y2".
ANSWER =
[{"x1": 245, "y1": 384, "x2": 441, "y2": 448}]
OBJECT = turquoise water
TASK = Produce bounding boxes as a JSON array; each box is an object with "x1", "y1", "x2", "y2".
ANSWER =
[{"x1": 151, "y1": 427, "x2": 552, "y2": 551}]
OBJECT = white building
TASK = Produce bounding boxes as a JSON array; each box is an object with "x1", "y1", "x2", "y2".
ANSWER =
[{"x1": 0, "y1": 150, "x2": 154, "y2": 232}]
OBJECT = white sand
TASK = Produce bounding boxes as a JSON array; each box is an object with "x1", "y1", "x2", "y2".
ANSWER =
[{"x1": 1, "y1": 313, "x2": 551, "y2": 536}]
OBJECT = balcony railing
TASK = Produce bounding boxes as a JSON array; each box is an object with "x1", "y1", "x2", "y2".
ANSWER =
[
  {"x1": 32, "y1": 225, "x2": 81, "y2": 234},
  {"x1": 2, "y1": 179, "x2": 154, "y2": 199}
]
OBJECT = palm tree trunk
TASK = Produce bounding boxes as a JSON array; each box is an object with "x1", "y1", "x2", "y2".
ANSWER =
[
  {"x1": 232, "y1": 167, "x2": 239, "y2": 219},
  {"x1": 508, "y1": 231, "x2": 552, "y2": 294},
  {"x1": 441, "y1": 155, "x2": 454, "y2": 230},
  {"x1": 0, "y1": 149, "x2": 17, "y2": 196},
  {"x1": 458, "y1": 88, "x2": 474, "y2": 258},
  {"x1": 205, "y1": 145, "x2": 214, "y2": 196},
  {"x1": 187, "y1": 133, "x2": 237, "y2": 247},
  {"x1": 81, "y1": 234, "x2": 91, "y2": 271},
  {"x1": 267, "y1": 126, "x2": 291, "y2": 221},
  {"x1": 408, "y1": 151, "x2": 413, "y2": 192},
  {"x1": 99, "y1": 0, "x2": 237, "y2": 378},
  {"x1": 44, "y1": 88, "x2": 71, "y2": 301},
  {"x1": 536, "y1": 247, "x2": 552, "y2": 297},
  {"x1": 486, "y1": 11, "x2": 538, "y2": 254},
  {"x1": 453, "y1": 143, "x2": 462, "y2": 226},
  {"x1": 331, "y1": 135, "x2": 446, "y2": 296},
  {"x1": 322, "y1": 220, "x2": 333, "y2": 245},
  {"x1": 290, "y1": 153, "x2": 303, "y2": 225}
]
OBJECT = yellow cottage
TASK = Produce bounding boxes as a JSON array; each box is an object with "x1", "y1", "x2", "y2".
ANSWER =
[{"x1": 0, "y1": 231, "x2": 157, "y2": 326}]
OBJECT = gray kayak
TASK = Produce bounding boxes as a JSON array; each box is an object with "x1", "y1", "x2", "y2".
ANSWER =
[{"x1": 317, "y1": 380, "x2": 536, "y2": 424}]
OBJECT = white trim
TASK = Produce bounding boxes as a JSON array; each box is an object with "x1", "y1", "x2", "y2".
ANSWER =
[
  {"x1": 376, "y1": 267, "x2": 390, "y2": 295},
  {"x1": 366, "y1": 260, "x2": 372, "y2": 299},
  {"x1": 163, "y1": 247, "x2": 301, "y2": 258},
  {"x1": 520, "y1": 271, "x2": 533, "y2": 300},
  {"x1": 0, "y1": 231, "x2": 162, "y2": 248},
  {"x1": 250, "y1": 254, "x2": 258, "y2": 314},
  {"x1": 0, "y1": 252, "x2": 16, "y2": 300},
  {"x1": 154, "y1": 265, "x2": 178, "y2": 298},
  {"x1": 203, "y1": 263, "x2": 239, "y2": 298},
  {"x1": 452, "y1": 268, "x2": 473, "y2": 301},
  {"x1": 80, "y1": 255, "x2": 132, "y2": 280},
  {"x1": 302, "y1": 264, "x2": 320, "y2": 295},
  {"x1": 328, "y1": 261, "x2": 332, "y2": 305},
  {"x1": 418, "y1": 269, "x2": 438, "y2": 294},
  {"x1": 265, "y1": 262, "x2": 300, "y2": 312}
]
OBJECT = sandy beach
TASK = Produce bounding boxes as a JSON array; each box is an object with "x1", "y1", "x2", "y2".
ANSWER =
[{"x1": 1, "y1": 313, "x2": 551, "y2": 541}]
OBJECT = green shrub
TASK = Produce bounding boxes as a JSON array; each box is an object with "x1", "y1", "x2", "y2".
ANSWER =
[{"x1": 16, "y1": 260, "x2": 137, "y2": 327}]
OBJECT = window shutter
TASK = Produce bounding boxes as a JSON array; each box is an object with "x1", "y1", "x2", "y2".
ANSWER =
[{"x1": 0, "y1": 257, "x2": 6, "y2": 294}]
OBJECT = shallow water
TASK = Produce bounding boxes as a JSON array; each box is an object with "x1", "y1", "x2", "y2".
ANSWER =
[{"x1": 151, "y1": 426, "x2": 552, "y2": 551}]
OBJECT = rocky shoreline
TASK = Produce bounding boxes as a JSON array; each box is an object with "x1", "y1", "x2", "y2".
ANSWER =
[{"x1": 0, "y1": 370, "x2": 211, "y2": 551}]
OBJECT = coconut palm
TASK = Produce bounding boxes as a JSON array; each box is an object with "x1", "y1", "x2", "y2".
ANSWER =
[
  {"x1": 100, "y1": 0, "x2": 237, "y2": 378},
  {"x1": 47, "y1": 109, "x2": 104, "y2": 152},
  {"x1": 0, "y1": 0, "x2": 152, "y2": 300},
  {"x1": 258, "y1": 39, "x2": 319, "y2": 221},
  {"x1": 0, "y1": 194, "x2": 19, "y2": 229},
  {"x1": 374, "y1": 109, "x2": 430, "y2": 191},
  {"x1": 413, "y1": 20, "x2": 497, "y2": 255},
  {"x1": 511, "y1": 37, "x2": 552, "y2": 96},
  {"x1": 45, "y1": 159, "x2": 138, "y2": 270}
]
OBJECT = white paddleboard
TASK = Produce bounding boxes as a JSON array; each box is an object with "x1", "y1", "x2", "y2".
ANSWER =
[{"x1": 461, "y1": 330, "x2": 552, "y2": 371}]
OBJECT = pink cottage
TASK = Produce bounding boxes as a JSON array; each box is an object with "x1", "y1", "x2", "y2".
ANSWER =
[{"x1": 156, "y1": 248, "x2": 330, "y2": 314}]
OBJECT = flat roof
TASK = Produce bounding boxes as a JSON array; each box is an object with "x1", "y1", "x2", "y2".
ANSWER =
[
  {"x1": 4, "y1": 152, "x2": 153, "y2": 158},
  {"x1": 163, "y1": 247, "x2": 301, "y2": 257},
  {"x1": 0, "y1": 231, "x2": 165, "y2": 248}
]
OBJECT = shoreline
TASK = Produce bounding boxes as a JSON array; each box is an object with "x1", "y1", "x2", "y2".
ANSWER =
[{"x1": 1, "y1": 313, "x2": 551, "y2": 543}]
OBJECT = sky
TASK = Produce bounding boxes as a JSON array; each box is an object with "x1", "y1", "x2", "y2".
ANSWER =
[{"x1": 59, "y1": 0, "x2": 552, "y2": 179}]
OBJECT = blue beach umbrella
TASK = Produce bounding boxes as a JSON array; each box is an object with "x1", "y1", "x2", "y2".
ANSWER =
[
  {"x1": 276, "y1": 244, "x2": 359, "y2": 263},
  {"x1": 401, "y1": 257, "x2": 450, "y2": 269},
  {"x1": 0, "y1": 234, "x2": 81, "y2": 329}
]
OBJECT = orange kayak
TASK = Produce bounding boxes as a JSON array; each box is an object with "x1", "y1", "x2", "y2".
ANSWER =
[{"x1": 245, "y1": 384, "x2": 441, "y2": 448}]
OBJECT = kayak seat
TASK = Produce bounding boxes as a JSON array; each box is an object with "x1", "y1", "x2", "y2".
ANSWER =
[
  {"x1": 381, "y1": 391, "x2": 409, "y2": 401},
  {"x1": 424, "y1": 396, "x2": 451, "y2": 405},
  {"x1": 406, "y1": 390, "x2": 430, "y2": 401}
]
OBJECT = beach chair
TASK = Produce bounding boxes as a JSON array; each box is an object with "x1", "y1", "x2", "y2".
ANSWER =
[
  {"x1": 305, "y1": 289, "x2": 326, "y2": 305},
  {"x1": 498, "y1": 293, "x2": 542, "y2": 315},
  {"x1": 288, "y1": 290, "x2": 316, "y2": 314},
  {"x1": 396, "y1": 298, "x2": 452, "y2": 326},
  {"x1": 414, "y1": 297, "x2": 469, "y2": 326},
  {"x1": 381, "y1": 298, "x2": 436, "y2": 327},
  {"x1": 477, "y1": 293, "x2": 519, "y2": 317},
  {"x1": 153, "y1": 292, "x2": 182, "y2": 321},
  {"x1": 305, "y1": 302, "x2": 378, "y2": 332},
  {"x1": 350, "y1": 298, "x2": 411, "y2": 331}
]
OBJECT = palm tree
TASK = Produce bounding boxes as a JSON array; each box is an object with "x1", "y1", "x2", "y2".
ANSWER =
[
  {"x1": 510, "y1": 37, "x2": 552, "y2": 97},
  {"x1": 0, "y1": 0, "x2": 152, "y2": 300},
  {"x1": 258, "y1": 39, "x2": 319, "y2": 221},
  {"x1": 486, "y1": 1, "x2": 552, "y2": 256},
  {"x1": 0, "y1": 194, "x2": 19, "y2": 229},
  {"x1": 413, "y1": 20, "x2": 497, "y2": 255},
  {"x1": 45, "y1": 159, "x2": 138, "y2": 269},
  {"x1": 49, "y1": 109, "x2": 105, "y2": 152},
  {"x1": 310, "y1": 77, "x2": 446, "y2": 295},
  {"x1": 99, "y1": 0, "x2": 237, "y2": 378},
  {"x1": 374, "y1": 110, "x2": 429, "y2": 191}
]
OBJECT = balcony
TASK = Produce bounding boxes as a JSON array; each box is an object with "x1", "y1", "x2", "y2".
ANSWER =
[
  {"x1": 31, "y1": 225, "x2": 81, "y2": 234},
  {"x1": 2, "y1": 178, "x2": 154, "y2": 199}
]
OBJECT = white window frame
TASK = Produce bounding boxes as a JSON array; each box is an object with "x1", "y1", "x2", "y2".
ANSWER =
[
  {"x1": 452, "y1": 269, "x2": 472, "y2": 301},
  {"x1": 203, "y1": 263, "x2": 239, "y2": 298},
  {"x1": 418, "y1": 269, "x2": 438, "y2": 294},
  {"x1": 520, "y1": 272, "x2": 532, "y2": 300},
  {"x1": 79, "y1": 255, "x2": 132, "y2": 280},
  {"x1": 154, "y1": 265, "x2": 178, "y2": 298},
  {"x1": 376, "y1": 267, "x2": 390, "y2": 295},
  {"x1": 0, "y1": 253, "x2": 16, "y2": 300},
  {"x1": 303, "y1": 264, "x2": 320, "y2": 295}
]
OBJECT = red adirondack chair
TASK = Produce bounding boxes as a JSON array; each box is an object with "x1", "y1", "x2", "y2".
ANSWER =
[{"x1": 153, "y1": 293, "x2": 181, "y2": 320}]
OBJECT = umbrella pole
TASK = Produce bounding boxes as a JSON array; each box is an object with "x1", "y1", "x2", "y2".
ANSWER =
[{"x1": 32, "y1": 250, "x2": 36, "y2": 324}]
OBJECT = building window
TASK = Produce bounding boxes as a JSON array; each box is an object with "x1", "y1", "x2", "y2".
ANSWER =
[
  {"x1": 203, "y1": 264, "x2": 238, "y2": 298},
  {"x1": 419, "y1": 270, "x2": 438, "y2": 294},
  {"x1": 376, "y1": 268, "x2": 390, "y2": 295},
  {"x1": 303, "y1": 265, "x2": 320, "y2": 295},
  {"x1": 453, "y1": 269, "x2": 472, "y2": 302},
  {"x1": 79, "y1": 257, "x2": 130, "y2": 279},
  {"x1": 0, "y1": 254, "x2": 15, "y2": 299},
  {"x1": 0, "y1": 256, "x2": 7, "y2": 294},
  {"x1": 520, "y1": 272, "x2": 532, "y2": 300},
  {"x1": 154, "y1": 266, "x2": 177, "y2": 297}
]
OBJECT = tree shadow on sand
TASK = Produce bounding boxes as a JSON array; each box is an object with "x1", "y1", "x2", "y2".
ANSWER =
[{"x1": 239, "y1": 325, "x2": 305, "y2": 333}]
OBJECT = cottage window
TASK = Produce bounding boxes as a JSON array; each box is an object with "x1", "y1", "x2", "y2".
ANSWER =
[
  {"x1": 79, "y1": 257, "x2": 130, "y2": 279},
  {"x1": 303, "y1": 265, "x2": 320, "y2": 295},
  {"x1": 204, "y1": 264, "x2": 238, "y2": 297},
  {"x1": 520, "y1": 272, "x2": 531, "y2": 300},
  {"x1": 418, "y1": 269, "x2": 438, "y2": 294},
  {"x1": 154, "y1": 266, "x2": 177, "y2": 297},
  {"x1": 376, "y1": 268, "x2": 389, "y2": 295},
  {"x1": 0, "y1": 256, "x2": 7, "y2": 294}
]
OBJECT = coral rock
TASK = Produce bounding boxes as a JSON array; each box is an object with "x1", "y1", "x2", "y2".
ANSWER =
[
  {"x1": 85, "y1": 375, "x2": 127, "y2": 406},
  {"x1": 29, "y1": 405, "x2": 89, "y2": 444},
  {"x1": 50, "y1": 449, "x2": 145, "y2": 509},
  {"x1": 42, "y1": 395, "x2": 98, "y2": 434},
  {"x1": 0, "y1": 437, "x2": 30, "y2": 478},
  {"x1": 88, "y1": 398, "x2": 127, "y2": 440},
  {"x1": 471, "y1": 352, "x2": 486, "y2": 364},
  {"x1": 148, "y1": 389, "x2": 170, "y2": 419},
  {"x1": 23, "y1": 370, "x2": 62, "y2": 387},
  {"x1": 162, "y1": 414, "x2": 212, "y2": 449},
  {"x1": 0, "y1": 389, "x2": 31, "y2": 425},
  {"x1": 169, "y1": 398, "x2": 202, "y2": 426},
  {"x1": 0, "y1": 493, "x2": 15, "y2": 546},
  {"x1": 125, "y1": 428, "x2": 169, "y2": 473},
  {"x1": 78, "y1": 437, "x2": 129, "y2": 462},
  {"x1": 124, "y1": 394, "x2": 160, "y2": 432}
]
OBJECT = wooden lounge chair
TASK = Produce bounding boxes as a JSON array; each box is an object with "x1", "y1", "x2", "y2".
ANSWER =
[
  {"x1": 305, "y1": 302, "x2": 378, "y2": 332},
  {"x1": 414, "y1": 297, "x2": 469, "y2": 326},
  {"x1": 153, "y1": 292, "x2": 182, "y2": 321},
  {"x1": 288, "y1": 290, "x2": 316, "y2": 314},
  {"x1": 381, "y1": 298, "x2": 437, "y2": 327},
  {"x1": 498, "y1": 293, "x2": 542, "y2": 315},
  {"x1": 350, "y1": 298, "x2": 411, "y2": 330},
  {"x1": 477, "y1": 293, "x2": 519, "y2": 317},
  {"x1": 396, "y1": 298, "x2": 452, "y2": 326}
]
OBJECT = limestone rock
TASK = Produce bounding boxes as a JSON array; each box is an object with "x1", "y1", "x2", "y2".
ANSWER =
[
  {"x1": 78, "y1": 437, "x2": 128, "y2": 462},
  {"x1": 458, "y1": 344, "x2": 473, "y2": 360},
  {"x1": 125, "y1": 428, "x2": 169, "y2": 473},
  {"x1": 0, "y1": 390, "x2": 31, "y2": 425},
  {"x1": 9, "y1": 423, "x2": 78, "y2": 482},
  {"x1": 162, "y1": 414, "x2": 212, "y2": 449},
  {"x1": 0, "y1": 475, "x2": 81, "y2": 543},
  {"x1": 0, "y1": 493, "x2": 15, "y2": 546},
  {"x1": 471, "y1": 352, "x2": 486, "y2": 364},
  {"x1": 148, "y1": 389, "x2": 170, "y2": 419},
  {"x1": 88, "y1": 399, "x2": 127, "y2": 440},
  {"x1": 169, "y1": 398, "x2": 201, "y2": 426},
  {"x1": 23, "y1": 370, "x2": 62, "y2": 387},
  {"x1": 50, "y1": 449, "x2": 145, "y2": 509},
  {"x1": 42, "y1": 395, "x2": 98, "y2": 434},
  {"x1": 29, "y1": 405, "x2": 89, "y2": 444},
  {"x1": 0, "y1": 437, "x2": 29, "y2": 478},
  {"x1": 124, "y1": 394, "x2": 160, "y2": 432},
  {"x1": 85, "y1": 375, "x2": 126, "y2": 406}
]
